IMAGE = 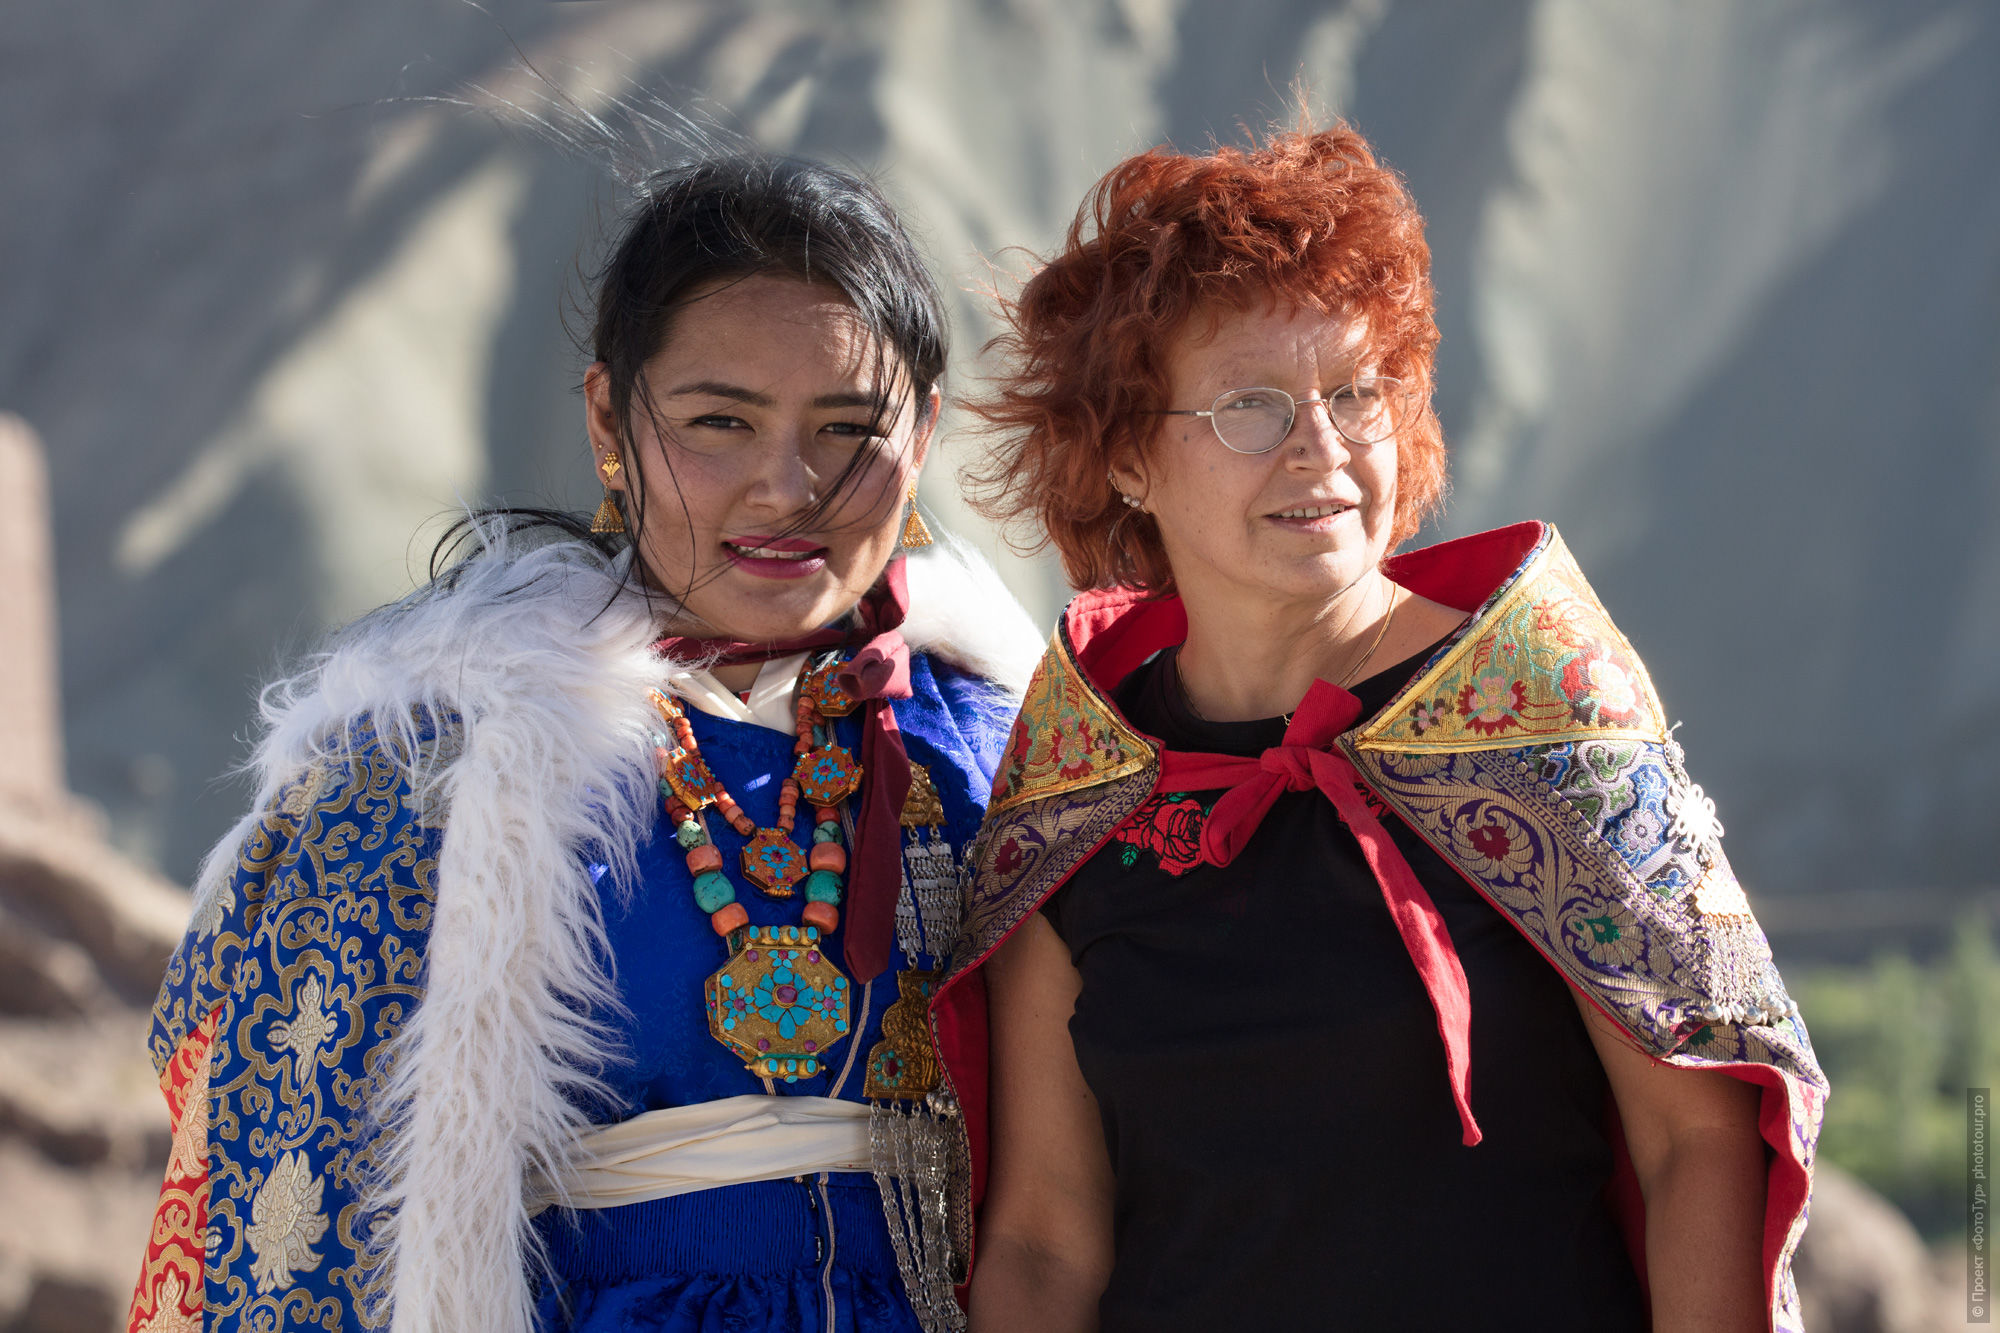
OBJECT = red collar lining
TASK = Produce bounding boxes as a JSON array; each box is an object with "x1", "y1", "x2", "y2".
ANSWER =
[{"x1": 1064, "y1": 521, "x2": 1548, "y2": 698}]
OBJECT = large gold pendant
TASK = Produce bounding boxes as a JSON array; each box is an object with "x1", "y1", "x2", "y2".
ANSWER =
[{"x1": 706, "y1": 924, "x2": 852, "y2": 1083}]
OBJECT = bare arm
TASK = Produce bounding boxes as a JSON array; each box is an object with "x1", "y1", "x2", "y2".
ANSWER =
[
  {"x1": 1578, "y1": 997, "x2": 1769, "y2": 1332},
  {"x1": 968, "y1": 912, "x2": 1116, "y2": 1333}
]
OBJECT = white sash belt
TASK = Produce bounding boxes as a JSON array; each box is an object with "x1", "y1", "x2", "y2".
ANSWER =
[{"x1": 528, "y1": 1094, "x2": 874, "y2": 1214}]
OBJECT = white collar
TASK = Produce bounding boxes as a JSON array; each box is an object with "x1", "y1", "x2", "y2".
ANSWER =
[{"x1": 664, "y1": 653, "x2": 809, "y2": 734}]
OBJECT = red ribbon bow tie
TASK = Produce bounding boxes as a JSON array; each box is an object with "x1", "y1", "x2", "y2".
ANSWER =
[{"x1": 1157, "y1": 678, "x2": 1482, "y2": 1147}]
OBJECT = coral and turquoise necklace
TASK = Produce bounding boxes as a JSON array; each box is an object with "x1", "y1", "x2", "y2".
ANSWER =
[{"x1": 647, "y1": 653, "x2": 866, "y2": 1083}]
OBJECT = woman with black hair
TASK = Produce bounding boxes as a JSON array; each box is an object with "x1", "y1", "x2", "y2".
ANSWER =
[{"x1": 127, "y1": 155, "x2": 1034, "y2": 1333}]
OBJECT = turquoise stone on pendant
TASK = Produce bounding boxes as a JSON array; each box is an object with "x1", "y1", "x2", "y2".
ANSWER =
[
  {"x1": 704, "y1": 924, "x2": 852, "y2": 1077},
  {"x1": 739, "y1": 828, "x2": 807, "y2": 897}
]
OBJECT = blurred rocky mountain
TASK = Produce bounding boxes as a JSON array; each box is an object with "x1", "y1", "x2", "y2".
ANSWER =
[
  {"x1": 0, "y1": 801, "x2": 184, "y2": 1333},
  {"x1": 0, "y1": 421, "x2": 187, "y2": 1331},
  {"x1": 4, "y1": 2, "x2": 1996, "y2": 914}
]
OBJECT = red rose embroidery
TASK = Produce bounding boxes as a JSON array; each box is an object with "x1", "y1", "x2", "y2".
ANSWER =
[{"x1": 1113, "y1": 793, "x2": 1209, "y2": 876}]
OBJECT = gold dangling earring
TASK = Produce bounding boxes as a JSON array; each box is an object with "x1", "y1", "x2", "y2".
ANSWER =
[
  {"x1": 900, "y1": 481, "x2": 933, "y2": 549},
  {"x1": 591, "y1": 451, "x2": 626, "y2": 534}
]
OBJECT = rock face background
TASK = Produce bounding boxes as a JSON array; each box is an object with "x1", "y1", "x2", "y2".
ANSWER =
[
  {"x1": 7, "y1": 0, "x2": 1996, "y2": 912},
  {"x1": 4, "y1": 0, "x2": 1996, "y2": 1328}
]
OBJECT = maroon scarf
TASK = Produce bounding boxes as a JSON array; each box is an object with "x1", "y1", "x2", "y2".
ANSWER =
[{"x1": 654, "y1": 559, "x2": 913, "y2": 984}]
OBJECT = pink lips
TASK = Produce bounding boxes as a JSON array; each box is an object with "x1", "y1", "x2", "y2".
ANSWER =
[
  {"x1": 1267, "y1": 504, "x2": 1358, "y2": 533},
  {"x1": 722, "y1": 534, "x2": 830, "y2": 580}
]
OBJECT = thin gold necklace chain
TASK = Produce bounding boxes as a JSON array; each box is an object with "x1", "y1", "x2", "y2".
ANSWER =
[
  {"x1": 1335, "y1": 580, "x2": 1401, "y2": 688},
  {"x1": 1179, "y1": 578, "x2": 1402, "y2": 723}
]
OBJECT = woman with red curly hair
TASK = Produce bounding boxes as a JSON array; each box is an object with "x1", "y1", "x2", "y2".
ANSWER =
[{"x1": 932, "y1": 122, "x2": 1825, "y2": 1331}]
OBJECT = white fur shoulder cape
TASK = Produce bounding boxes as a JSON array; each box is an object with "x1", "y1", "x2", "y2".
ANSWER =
[{"x1": 186, "y1": 529, "x2": 1041, "y2": 1332}]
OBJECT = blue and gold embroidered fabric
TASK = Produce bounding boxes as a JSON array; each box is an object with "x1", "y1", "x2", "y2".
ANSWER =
[
  {"x1": 146, "y1": 719, "x2": 442, "y2": 1328},
  {"x1": 141, "y1": 657, "x2": 1009, "y2": 1332}
]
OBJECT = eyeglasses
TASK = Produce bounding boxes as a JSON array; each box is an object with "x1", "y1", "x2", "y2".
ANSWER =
[{"x1": 1142, "y1": 377, "x2": 1422, "y2": 454}]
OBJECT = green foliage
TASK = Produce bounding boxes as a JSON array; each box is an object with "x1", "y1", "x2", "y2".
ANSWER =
[{"x1": 1791, "y1": 912, "x2": 1999, "y2": 1237}]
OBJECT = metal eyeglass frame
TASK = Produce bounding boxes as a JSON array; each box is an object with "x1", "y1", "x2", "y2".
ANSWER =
[{"x1": 1139, "y1": 378, "x2": 1417, "y2": 454}]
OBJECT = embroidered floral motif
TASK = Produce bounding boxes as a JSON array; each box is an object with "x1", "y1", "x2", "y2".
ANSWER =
[
  {"x1": 989, "y1": 636, "x2": 1150, "y2": 814},
  {"x1": 1408, "y1": 695, "x2": 1451, "y2": 735},
  {"x1": 1112, "y1": 792, "x2": 1208, "y2": 876},
  {"x1": 190, "y1": 882, "x2": 234, "y2": 943},
  {"x1": 265, "y1": 970, "x2": 334, "y2": 1084},
  {"x1": 1681, "y1": 1023, "x2": 1721, "y2": 1054},
  {"x1": 1053, "y1": 713, "x2": 1106, "y2": 783},
  {"x1": 1457, "y1": 667, "x2": 1527, "y2": 737},
  {"x1": 1569, "y1": 902, "x2": 1644, "y2": 967},
  {"x1": 1450, "y1": 808, "x2": 1536, "y2": 884},
  {"x1": 1611, "y1": 806, "x2": 1668, "y2": 863},
  {"x1": 1559, "y1": 641, "x2": 1645, "y2": 727},
  {"x1": 133, "y1": 1270, "x2": 201, "y2": 1333},
  {"x1": 1354, "y1": 533, "x2": 1668, "y2": 752},
  {"x1": 162, "y1": 1042, "x2": 213, "y2": 1183},
  {"x1": 244, "y1": 1149, "x2": 329, "y2": 1294}
]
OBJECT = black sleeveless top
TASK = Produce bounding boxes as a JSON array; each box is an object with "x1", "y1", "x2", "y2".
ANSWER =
[{"x1": 1040, "y1": 642, "x2": 1647, "y2": 1332}]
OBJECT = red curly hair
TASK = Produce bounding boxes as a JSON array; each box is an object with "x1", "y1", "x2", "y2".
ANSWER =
[{"x1": 968, "y1": 120, "x2": 1448, "y2": 593}]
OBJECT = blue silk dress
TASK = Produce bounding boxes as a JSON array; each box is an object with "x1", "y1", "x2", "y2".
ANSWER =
[
  {"x1": 529, "y1": 657, "x2": 1007, "y2": 1332},
  {"x1": 144, "y1": 652, "x2": 1009, "y2": 1333}
]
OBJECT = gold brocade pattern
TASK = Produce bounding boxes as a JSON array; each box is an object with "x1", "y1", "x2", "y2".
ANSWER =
[
  {"x1": 1347, "y1": 741, "x2": 1802, "y2": 1050},
  {"x1": 1355, "y1": 533, "x2": 1668, "y2": 753},
  {"x1": 244, "y1": 1150, "x2": 330, "y2": 1293},
  {"x1": 143, "y1": 718, "x2": 445, "y2": 1330},
  {"x1": 128, "y1": 1004, "x2": 220, "y2": 1333},
  {"x1": 132, "y1": 1270, "x2": 202, "y2": 1333},
  {"x1": 952, "y1": 755, "x2": 1158, "y2": 985},
  {"x1": 986, "y1": 629, "x2": 1152, "y2": 816}
]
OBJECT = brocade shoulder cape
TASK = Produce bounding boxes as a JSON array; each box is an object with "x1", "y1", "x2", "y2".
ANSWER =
[
  {"x1": 127, "y1": 529, "x2": 1040, "y2": 1333},
  {"x1": 931, "y1": 520, "x2": 1826, "y2": 1333}
]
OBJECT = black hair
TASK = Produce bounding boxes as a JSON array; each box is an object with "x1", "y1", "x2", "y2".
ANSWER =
[{"x1": 432, "y1": 151, "x2": 949, "y2": 604}]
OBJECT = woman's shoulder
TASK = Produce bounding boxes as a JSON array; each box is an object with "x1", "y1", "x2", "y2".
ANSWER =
[{"x1": 151, "y1": 716, "x2": 448, "y2": 1075}]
